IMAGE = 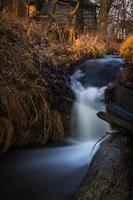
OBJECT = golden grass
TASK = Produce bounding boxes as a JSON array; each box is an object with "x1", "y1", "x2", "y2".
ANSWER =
[
  {"x1": 119, "y1": 36, "x2": 133, "y2": 84},
  {"x1": 120, "y1": 35, "x2": 133, "y2": 62},
  {"x1": 71, "y1": 34, "x2": 107, "y2": 59}
]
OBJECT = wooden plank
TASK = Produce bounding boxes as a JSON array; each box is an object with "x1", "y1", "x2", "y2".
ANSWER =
[
  {"x1": 107, "y1": 103, "x2": 133, "y2": 123},
  {"x1": 97, "y1": 111, "x2": 133, "y2": 133},
  {"x1": 115, "y1": 83, "x2": 133, "y2": 113}
]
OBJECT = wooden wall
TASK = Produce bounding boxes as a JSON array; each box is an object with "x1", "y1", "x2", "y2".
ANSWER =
[
  {"x1": 83, "y1": 7, "x2": 97, "y2": 30},
  {"x1": 54, "y1": 3, "x2": 97, "y2": 29},
  {"x1": 0, "y1": 0, "x2": 97, "y2": 31},
  {"x1": 54, "y1": 3, "x2": 76, "y2": 25}
]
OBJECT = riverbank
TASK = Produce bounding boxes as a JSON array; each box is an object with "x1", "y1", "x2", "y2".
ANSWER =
[
  {"x1": 0, "y1": 16, "x2": 73, "y2": 152},
  {"x1": 0, "y1": 14, "x2": 120, "y2": 152}
]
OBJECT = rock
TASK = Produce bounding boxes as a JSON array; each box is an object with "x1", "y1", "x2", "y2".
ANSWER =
[{"x1": 74, "y1": 134, "x2": 133, "y2": 200}]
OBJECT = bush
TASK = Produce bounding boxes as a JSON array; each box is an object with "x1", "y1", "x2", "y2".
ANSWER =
[
  {"x1": 120, "y1": 35, "x2": 133, "y2": 62},
  {"x1": 71, "y1": 33, "x2": 107, "y2": 59},
  {"x1": 120, "y1": 36, "x2": 133, "y2": 85}
]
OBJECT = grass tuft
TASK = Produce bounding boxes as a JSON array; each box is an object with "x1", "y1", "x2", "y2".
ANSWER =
[{"x1": 120, "y1": 35, "x2": 133, "y2": 62}]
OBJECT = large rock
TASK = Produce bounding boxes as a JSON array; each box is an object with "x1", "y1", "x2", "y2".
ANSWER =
[{"x1": 75, "y1": 134, "x2": 133, "y2": 200}]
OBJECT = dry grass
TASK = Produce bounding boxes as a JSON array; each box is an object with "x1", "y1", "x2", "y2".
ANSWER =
[
  {"x1": 120, "y1": 35, "x2": 133, "y2": 62},
  {"x1": 119, "y1": 36, "x2": 133, "y2": 85},
  {"x1": 0, "y1": 16, "x2": 65, "y2": 152},
  {"x1": 22, "y1": 21, "x2": 108, "y2": 67},
  {"x1": 71, "y1": 34, "x2": 107, "y2": 60}
]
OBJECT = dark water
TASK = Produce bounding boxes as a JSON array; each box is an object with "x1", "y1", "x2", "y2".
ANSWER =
[
  {"x1": 75, "y1": 55, "x2": 125, "y2": 87},
  {"x1": 0, "y1": 141, "x2": 97, "y2": 200},
  {"x1": 0, "y1": 55, "x2": 125, "y2": 200}
]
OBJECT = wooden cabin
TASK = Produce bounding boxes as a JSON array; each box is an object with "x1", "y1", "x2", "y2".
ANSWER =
[
  {"x1": 81, "y1": 0, "x2": 99, "y2": 31},
  {"x1": 1, "y1": 0, "x2": 28, "y2": 17},
  {"x1": 28, "y1": 0, "x2": 99, "y2": 31},
  {"x1": 1, "y1": 0, "x2": 99, "y2": 31}
]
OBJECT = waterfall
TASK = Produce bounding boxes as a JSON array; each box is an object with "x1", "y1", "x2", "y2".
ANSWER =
[{"x1": 71, "y1": 70, "x2": 110, "y2": 141}]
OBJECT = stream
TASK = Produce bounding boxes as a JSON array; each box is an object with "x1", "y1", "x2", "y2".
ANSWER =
[{"x1": 0, "y1": 55, "x2": 125, "y2": 200}]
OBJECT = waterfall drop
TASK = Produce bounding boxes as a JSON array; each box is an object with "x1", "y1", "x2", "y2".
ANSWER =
[{"x1": 71, "y1": 70, "x2": 110, "y2": 141}]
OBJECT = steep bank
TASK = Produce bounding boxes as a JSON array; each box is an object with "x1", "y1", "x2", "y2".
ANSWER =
[{"x1": 0, "y1": 17, "x2": 74, "y2": 152}]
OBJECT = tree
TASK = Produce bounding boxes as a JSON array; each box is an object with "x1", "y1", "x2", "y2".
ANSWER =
[
  {"x1": 108, "y1": 0, "x2": 133, "y2": 38},
  {"x1": 0, "y1": 0, "x2": 3, "y2": 12},
  {"x1": 76, "y1": 0, "x2": 84, "y2": 33},
  {"x1": 12, "y1": 0, "x2": 18, "y2": 17},
  {"x1": 98, "y1": 0, "x2": 114, "y2": 34},
  {"x1": 50, "y1": 0, "x2": 57, "y2": 16},
  {"x1": 2, "y1": 0, "x2": 12, "y2": 12},
  {"x1": 18, "y1": 0, "x2": 28, "y2": 18}
]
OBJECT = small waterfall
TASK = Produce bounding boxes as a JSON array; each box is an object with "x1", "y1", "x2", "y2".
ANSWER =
[{"x1": 71, "y1": 70, "x2": 110, "y2": 141}]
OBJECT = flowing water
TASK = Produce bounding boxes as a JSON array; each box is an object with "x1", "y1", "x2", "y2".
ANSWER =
[
  {"x1": 0, "y1": 55, "x2": 125, "y2": 200},
  {"x1": 71, "y1": 72, "x2": 110, "y2": 140}
]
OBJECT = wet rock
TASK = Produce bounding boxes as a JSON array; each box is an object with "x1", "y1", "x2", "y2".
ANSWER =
[{"x1": 75, "y1": 134, "x2": 133, "y2": 200}]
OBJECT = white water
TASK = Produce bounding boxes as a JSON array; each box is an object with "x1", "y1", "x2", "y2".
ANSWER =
[{"x1": 71, "y1": 70, "x2": 110, "y2": 141}]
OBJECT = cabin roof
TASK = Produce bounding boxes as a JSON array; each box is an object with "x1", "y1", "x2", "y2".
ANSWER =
[
  {"x1": 60, "y1": 0, "x2": 99, "y2": 7},
  {"x1": 83, "y1": 0, "x2": 99, "y2": 7},
  {"x1": 29, "y1": 0, "x2": 99, "y2": 7}
]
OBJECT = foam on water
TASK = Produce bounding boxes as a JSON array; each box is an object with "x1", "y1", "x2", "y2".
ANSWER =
[{"x1": 71, "y1": 70, "x2": 110, "y2": 141}]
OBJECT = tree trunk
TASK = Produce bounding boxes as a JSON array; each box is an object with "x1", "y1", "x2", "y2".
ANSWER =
[
  {"x1": 2, "y1": 0, "x2": 12, "y2": 12},
  {"x1": 76, "y1": 0, "x2": 84, "y2": 34},
  {"x1": 12, "y1": 0, "x2": 18, "y2": 17},
  {"x1": 0, "y1": 0, "x2": 3, "y2": 12},
  {"x1": 50, "y1": 0, "x2": 57, "y2": 16},
  {"x1": 18, "y1": 0, "x2": 28, "y2": 18},
  {"x1": 98, "y1": 0, "x2": 114, "y2": 34}
]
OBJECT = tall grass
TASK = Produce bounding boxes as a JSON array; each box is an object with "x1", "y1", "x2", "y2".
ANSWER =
[
  {"x1": 71, "y1": 34, "x2": 107, "y2": 59},
  {"x1": 120, "y1": 35, "x2": 133, "y2": 85},
  {"x1": 120, "y1": 36, "x2": 133, "y2": 62},
  {"x1": 0, "y1": 16, "x2": 65, "y2": 152}
]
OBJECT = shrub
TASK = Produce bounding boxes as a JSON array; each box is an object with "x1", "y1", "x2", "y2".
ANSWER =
[
  {"x1": 120, "y1": 36, "x2": 133, "y2": 84},
  {"x1": 120, "y1": 35, "x2": 133, "y2": 62},
  {"x1": 71, "y1": 34, "x2": 107, "y2": 59}
]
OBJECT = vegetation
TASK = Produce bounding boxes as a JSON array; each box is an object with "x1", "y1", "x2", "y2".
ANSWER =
[
  {"x1": 0, "y1": 15, "x2": 65, "y2": 152},
  {"x1": 120, "y1": 36, "x2": 133, "y2": 62},
  {"x1": 120, "y1": 36, "x2": 133, "y2": 85}
]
